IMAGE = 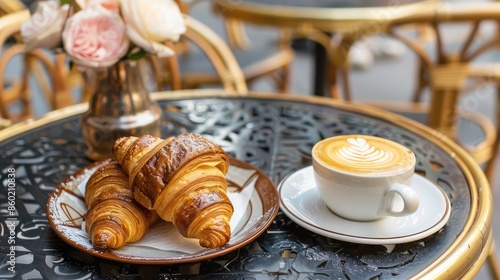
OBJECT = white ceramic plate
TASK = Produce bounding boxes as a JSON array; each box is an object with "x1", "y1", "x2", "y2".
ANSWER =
[
  {"x1": 47, "y1": 158, "x2": 279, "y2": 264},
  {"x1": 278, "y1": 166, "x2": 451, "y2": 245}
]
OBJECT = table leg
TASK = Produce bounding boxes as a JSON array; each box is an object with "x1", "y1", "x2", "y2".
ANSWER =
[
  {"x1": 292, "y1": 36, "x2": 331, "y2": 97},
  {"x1": 313, "y1": 40, "x2": 328, "y2": 96}
]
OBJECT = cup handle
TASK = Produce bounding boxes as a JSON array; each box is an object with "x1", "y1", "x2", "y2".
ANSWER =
[{"x1": 382, "y1": 183, "x2": 420, "y2": 217}]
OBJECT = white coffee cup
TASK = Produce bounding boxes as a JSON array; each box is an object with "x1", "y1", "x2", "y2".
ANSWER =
[{"x1": 312, "y1": 135, "x2": 419, "y2": 221}]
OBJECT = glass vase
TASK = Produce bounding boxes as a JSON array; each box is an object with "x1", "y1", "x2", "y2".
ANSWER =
[{"x1": 81, "y1": 60, "x2": 162, "y2": 161}]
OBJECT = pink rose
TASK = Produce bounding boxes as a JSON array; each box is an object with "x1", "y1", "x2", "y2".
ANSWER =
[
  {"x1": 75, "y1": 0, "x2": 120, "y2": 11},
  {"x1": 62, "y1": 7, "x2": 129, "y2": 68},
  {"x1": 21, "y1": 1, "x2": 69, "y2": 51}
]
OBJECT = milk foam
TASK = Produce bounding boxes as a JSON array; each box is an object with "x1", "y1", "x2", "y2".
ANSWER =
[{"x1": 313, "y1": 136, "x2": 415, "y2": 176}]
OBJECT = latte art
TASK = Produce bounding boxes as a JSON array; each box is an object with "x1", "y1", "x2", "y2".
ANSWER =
[
  {"x1": 336, "y1": 137, "x2": 394, "y2": 167},
  {"x1": 313, "y1": 135, "x2": 415, "y2": 176}
]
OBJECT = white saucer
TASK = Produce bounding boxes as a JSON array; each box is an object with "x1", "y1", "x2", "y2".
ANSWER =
[{"x1": 278, "y1": 166, "x2": 451, "y2": 245}]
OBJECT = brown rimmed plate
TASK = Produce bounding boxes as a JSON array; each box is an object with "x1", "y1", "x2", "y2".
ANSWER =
[{"x1": 46, "y1": 158, "x2": 279, "y2": 264}]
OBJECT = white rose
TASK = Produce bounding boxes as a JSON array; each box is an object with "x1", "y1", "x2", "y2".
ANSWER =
[
  {"x1": 120, "y1": 0, "x2": 186, "y2": 57},
  {"x1": 21, "y1": 1, "x2": 69, "y2": 51}
]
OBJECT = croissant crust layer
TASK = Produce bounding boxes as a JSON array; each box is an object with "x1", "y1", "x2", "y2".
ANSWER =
[
  {"x1": 113, "y1": 132, "x2": 234, "y2": 248},
  {"x1": 113, "y1": 133, "x2": 230, "y2": 209},
  {"x1": 84, "y1": 160, "x2": 159, "y2": 251}
]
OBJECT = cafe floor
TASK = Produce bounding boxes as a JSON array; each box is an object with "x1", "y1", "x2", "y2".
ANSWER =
[{"x1": 187, "y1": 2, "x2": 500, "y2": 278}]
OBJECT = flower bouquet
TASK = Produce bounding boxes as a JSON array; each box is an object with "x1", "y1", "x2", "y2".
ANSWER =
[
  {"x1": 20, "y1": 0, "x2": 187, "y2": 160},
  {"x1": 21, "y1": 0, "x2": 186, "y2": 68}
]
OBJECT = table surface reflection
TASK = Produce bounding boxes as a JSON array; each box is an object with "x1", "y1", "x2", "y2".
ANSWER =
[{"x1": 0, "y1": 90, "x2": 492, "y2": 279}]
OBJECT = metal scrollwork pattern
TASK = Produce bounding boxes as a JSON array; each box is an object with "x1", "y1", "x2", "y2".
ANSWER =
[{"x1": 0, "y1": 97, "x2": 470, "y2": 279}]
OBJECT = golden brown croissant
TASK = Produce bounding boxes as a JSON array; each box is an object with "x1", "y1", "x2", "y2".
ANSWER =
[
  {"x1": 113, "y1": 132, "x2": 233, "y2": 248},
  {"x1": 85, "y1": 160, "x2": 159, "y2": 250}
]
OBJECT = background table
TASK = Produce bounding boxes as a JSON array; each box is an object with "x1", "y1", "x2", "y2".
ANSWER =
[
  {"x1": 0, "y1": 90, "x2": 492, "y2": 279},
  {"x1": 213, "y1": 0, "x2": 437, "y2": 96}
]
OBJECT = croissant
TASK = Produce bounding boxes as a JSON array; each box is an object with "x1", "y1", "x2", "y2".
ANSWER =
[
  {"x1": 113, "y1": 132, "x2": 233, "y2": 248},
  {"x1": 85, "y1": 160, "x2": 159, "y2": 250}
]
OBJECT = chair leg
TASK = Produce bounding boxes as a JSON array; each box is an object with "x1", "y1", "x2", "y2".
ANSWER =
[
  {"x1": 327, "y1": 56, "x2": 340, "y2": 99},
  {"x1": 485, "y1": 86, "x2": 500, "y2": 183},
  {"x1": 284, "y1": 63, "x2": 293, "y2": 93},
  {"x1": 412, "y1": 58, "x2": 428, "y2": 102},
  {"x1": 276, "y1": 64, "x2": 291, "y2": 93}
]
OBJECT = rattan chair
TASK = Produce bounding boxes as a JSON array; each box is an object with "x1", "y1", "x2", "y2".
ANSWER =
[
  {"x1": 217, "y1": 17, "x2": 294, "y2": 93},
  {"x1": 333, "y1": 2, "x2": 500, "y2": 180},
  {"x1": 0, "y1": 3, "x2": 21, "y2": 121},
  {"x1": 0, "y1": 9, "x2": 73, "y2": 124},
  {"x1": 168, "y1": 0, "x2": 294, "y2": 93},
  {"x1": 139, "y1": 14, "x2": 248, "y2": 94},
  {"x1": 331, "y1": 3, "x2": 500, "y2": 277},
  {"x1": 167, "y1": 14, "x2": 248, "y2": 93},
  {"x1": 0, "y1": 0, "x2": 24, "y2": 16}
]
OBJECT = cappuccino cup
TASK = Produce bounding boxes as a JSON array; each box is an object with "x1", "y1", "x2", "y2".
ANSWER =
[{"x1": 312, "y1": 135, "x2": 419, "y2": 222}]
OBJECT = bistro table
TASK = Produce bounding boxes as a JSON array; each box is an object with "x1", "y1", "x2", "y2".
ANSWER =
[
  {"x1": 213, "y1": 0, "x2": 438, "y2": 97},
  {"x1": 0, "y1": 90, "x2": 493, "y2": 279}
]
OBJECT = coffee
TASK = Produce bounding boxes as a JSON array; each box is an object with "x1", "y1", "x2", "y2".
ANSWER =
[
  {"x1": 313, "y1": 135, "x2": 415, "y2": 177},
  {"x1": 312, "y1": 135, "x2": 419, "y2": 221}
]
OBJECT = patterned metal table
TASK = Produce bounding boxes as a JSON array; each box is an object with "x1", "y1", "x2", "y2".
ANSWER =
[{"x1": 0, "y1": 90, "x2": 493, "y2": 279}]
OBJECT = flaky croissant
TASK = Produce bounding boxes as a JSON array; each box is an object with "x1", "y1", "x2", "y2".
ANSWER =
[
  {"x1": 85, "y1": 160, "x2": 159, "y2": 251},
  {"x1": 113, "y1": 132, "x2": 233, "y2": 248}
]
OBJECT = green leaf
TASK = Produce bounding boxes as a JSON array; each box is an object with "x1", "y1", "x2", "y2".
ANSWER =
[
  {"x1": 59, "y1": 0, "x2": 70, "y2": 5},
  {"x1": 127, "y1": 49, "x2": 147, "y2": 61}
]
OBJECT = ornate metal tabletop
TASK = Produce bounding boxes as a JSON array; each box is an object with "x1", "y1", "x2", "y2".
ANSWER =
[{"x1": 0, "y1": 91, "x2": 492, "y2": 279}]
